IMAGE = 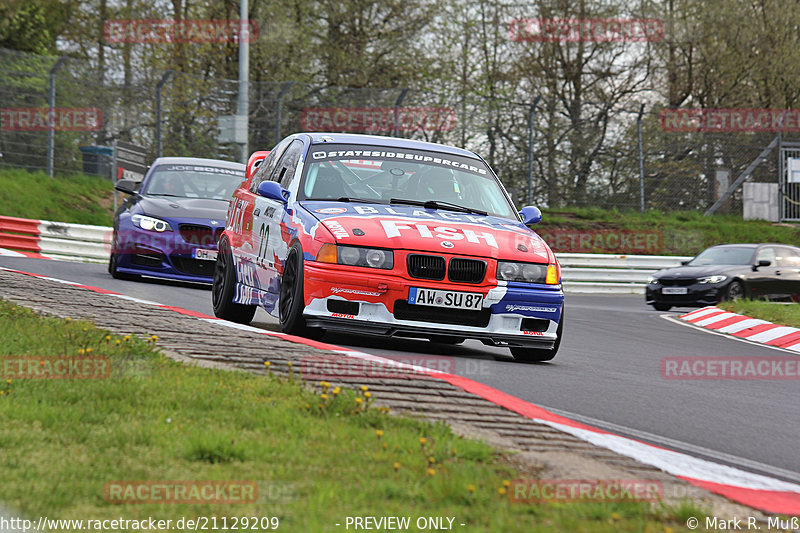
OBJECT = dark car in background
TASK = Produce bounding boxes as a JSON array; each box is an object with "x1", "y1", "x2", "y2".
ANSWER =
[
  {"x1": 109, "y1": 157, "x2": 246, "y2": 283},
  {"x1": 645, "y1": 243, "x2": 800, "y2": 311}
]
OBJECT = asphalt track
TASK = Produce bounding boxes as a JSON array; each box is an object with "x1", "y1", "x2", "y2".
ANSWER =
[{"x1": 2, "y1": 255, "x2": 798, "y2": 484}]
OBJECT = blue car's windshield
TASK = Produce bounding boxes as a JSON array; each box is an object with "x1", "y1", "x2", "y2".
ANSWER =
[
  {"x1": 688, "y1": 246, "x2": 755, "y2": 266},
  {"x1": 143, "y1": 164, "x2": 245, "y2": 200}
]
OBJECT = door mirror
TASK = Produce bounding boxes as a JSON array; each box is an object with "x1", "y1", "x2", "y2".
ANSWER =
[
  {"x1": 114, "y1": 179, "x2": 138, "y2": 195},
  {"x1": 519, "y1": 206, "x2": 542, "y2": 225},
  {"x1": 680, "y1": 260, "x2": 690, "y2": 266},
  {"x1": 753, "y1": 259, "x2": 771, "y2": 270},
  {"x1": 257, "y1": 180, "x2": 288, "y2": 203}
]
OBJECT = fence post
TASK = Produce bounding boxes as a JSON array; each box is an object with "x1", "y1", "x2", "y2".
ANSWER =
[
  {"x1": 528, "y1": 96, "x2": 541, "y2": 206},
  {"x1": 47, "y1": 57, "x2": 67, "y2": 177},
  {"x1": 155, "y1": 69, "x2": 174, "y2": 158},
  {"x1": 392, "y1": 89, "x2": 408, "y2": 138},
  {"x1": 637, "y1": 103, "x2": 645, "y2": 213},
  {"x1": 274, "y1": 81, "x2": 293, "y2": 144}
]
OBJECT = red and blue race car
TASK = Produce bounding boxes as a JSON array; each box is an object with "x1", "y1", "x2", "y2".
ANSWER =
[{"x1": 212, "y1": 133, "x2": 564, "y2": 362}]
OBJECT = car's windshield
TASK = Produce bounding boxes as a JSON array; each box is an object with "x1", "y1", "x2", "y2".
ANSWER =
[
  {"x1": 299, "y1": 144, "x2": 517, "y2": 219},
  {"x1": 142, "y1": 164, "x2": 245, "y2": 200},
  {"x1": 688, "y1": 246, "x2": 755, "y2": 266}
]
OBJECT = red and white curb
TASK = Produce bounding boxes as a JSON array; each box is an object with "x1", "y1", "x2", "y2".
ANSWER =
[
  {"x1": 0, "y1": 215, "x2": 110, "y2": 263},
  {"x1": 2, "y1": 266, "x2": 800, "y2": 516},
  {"x1": 680, "y1": 306, "x2": 800, "y2": 351}
]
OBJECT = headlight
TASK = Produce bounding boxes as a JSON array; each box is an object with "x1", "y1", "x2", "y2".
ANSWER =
[
  {"x1": 647, "y1": 276, "x2": 658, "y2": 284},
  {"x1": 131, "y1": 214, "x2": 172, "y2": 232},
  {"x1": 697, "y1": 275, "x2": 727, "y2": 284},
  {"x1": 497, "y1": 261, "x2": 558, "y2": 284},
  {"x1": 316, "y1": 244, "x2": 393, "y2": 269}
]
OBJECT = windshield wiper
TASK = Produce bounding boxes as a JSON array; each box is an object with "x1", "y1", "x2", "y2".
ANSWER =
[
  {"x1": 389, "y1": 198, "x2": 487, "y2": 216},
  {"x1": 336, "y1": 197, "x2": 386, "y2": 204},
  {"x1": 148, "y1": 193, "x2": 183, "y2": 197}
]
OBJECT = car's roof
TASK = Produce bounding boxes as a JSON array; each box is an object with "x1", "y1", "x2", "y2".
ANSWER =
[
  {"x1": 301, "y1": 133, "x2": 480, "y2": 159},
  {"x1": 709, "y1": 243, "x2": 795, "y2": 248},
  {"x1": 151, "y1": 157, "x2": 245, "y2": 169}
]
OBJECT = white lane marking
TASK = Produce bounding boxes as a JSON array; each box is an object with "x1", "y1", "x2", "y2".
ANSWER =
[
  {"x1": 717, "y1": 318, "x2": 770, "y2": 334},
  {"x1": 693, "y1": 312, "x2": 737, "y2": 327},
  {"x1": 680, "y1": 307, "x2": 723, "y2": 320},
  {"x1": 746, "y1": 326, "x2": 800, "y2": 343}
]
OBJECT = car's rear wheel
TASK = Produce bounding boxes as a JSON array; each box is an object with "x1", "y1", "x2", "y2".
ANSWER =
[
  {"x1": 279, "y1": 244, "x2": 324, "y2": 339},
  {"x1": 652, "y1": 303, "x2": 672, "y2": 311},
  {"x1": 510, "y1": 307, "x2": 564, "y2": 363},
  {"x1": 212, "y1": 236, "x2": 256, "y2": 324},
  {"x1": 725, "y1": 280, "x2": 744, "y2": 301},
  {"x1": 108, "y1": 237, "x2": 139, "y2": 281}
]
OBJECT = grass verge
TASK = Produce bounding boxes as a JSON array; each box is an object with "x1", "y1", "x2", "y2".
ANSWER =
[
  {"x1": 718, "y1": 299, "x2": 800, "y2": 328},
  {"x1": 0, "y1": 168, "x2": 114, "y2": 225},
  {"x1": 0, "y1": 298, "x2": 701, "y2": 531}
]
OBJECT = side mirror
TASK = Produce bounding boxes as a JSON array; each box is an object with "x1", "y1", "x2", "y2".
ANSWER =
[
  {"x1": 753, "y1": 259, "x2": 771, "y2": 270},
  {"x1": 519, "y1": 206, "x2": 542, "y2": 225},
  {"x1": 680, "y1": 260, "x2": 690, "y2": 266},
  {"x1": 114, "y1": 179, "x2": 138, "y2": 195},
  {"x1": 257, "y1": 180, "x2": 288, "y2": 203}
]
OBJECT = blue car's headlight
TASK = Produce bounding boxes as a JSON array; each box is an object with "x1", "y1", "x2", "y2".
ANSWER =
[
  {"x1": 697, "y1": 275, "x2": 727, "y2": 284},
  {"x1": 131, "y1": 214, "x2": 172, "y2": 232}
]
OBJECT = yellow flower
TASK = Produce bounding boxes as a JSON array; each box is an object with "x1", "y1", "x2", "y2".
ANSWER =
[
  {"x1": 375, "y1": 430, "x2": 384, "y2": 439},
  {"x1": 287, "y1": 361, "x2": 293, "y2": 367},
  {"x1": 364, "y1": 392, "x2": 372, "y2": 398},
  {"x1": 419, "y1": 437, "x2": 427, "y2": 446},
  {"x1": 355, "y1": 398, "x2": 363, "y2": 405},
  {"x1": 123, "y1": 335, "x2": 131, "y2": 341},
  {"x1": 451, "y1": 449, "x2": 457, "y2": 456},
  {"x1": 426, "y1": 468, "x2": 436, "y2": 476},
  {"x1": 497, "y1": 487, "x2": 506, "y2": 495},
  {"x1": 467, "y1": 484, "x2": 475, "y2": 493},
  {"x1": 104, "y1": 335, "x2": 111, "y2": 341},
  {"x1": 360, "y1": 385, "x2": 368, "y2": 392},
  {"x1": 320, "y1": 394, "x2": 328, "y2": 400},
  {"x1": 502, "y1": 480, "x2": 511, "y2": 487},
  {"x1": 393, "y1": 462, "x2": 400, "y2": 471},
  {"x1": 428, "y1": 456, "x2": 435, "y2": 464},
  {"x1": 305, "y1": 404, "x2": 310, "y2": 409},
  {"x1": 149, "y1": 335, "x2": 158, "y2": 342},
  {"x1": 77, "y1": 349, "x2": 85, "y2": 355},
  {"x1": 320, "y1": 381, "x2": 330, "y2": 388},
  {"x1": 64, "y1": 317, "x2": 71, "y2": 322},
  {"x1": 83, "y1": 327, "x2": 89, "y2": 332},
  {"x1": 332, "y1": 387, "x2": 340, "y2": 395},
  {"x1": 85, "y1": 347, "x2": 93, "y2": 354},
  {"x1": 264, "y1": 361, "x2": 271, "y2": 368},
  {"x1": 115, "y1": 340, "x2": 121, "y2": 345},
  {"x1": 5, "y1": 380, "x2": 10, "y2": 384},
  {"x1": 0, "y1": 391, "x2": 4, "y2": 396},
  {"x1": 611, "y1": 513, "x2": 620, "y2": 521}
]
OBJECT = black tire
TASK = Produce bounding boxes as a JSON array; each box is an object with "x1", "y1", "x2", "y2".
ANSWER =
[
  {"x1": 108, "y1": 237, "x2": 139, "y2": 281},
  {"x1": 428, "y1": 335, "x2": 465, "y2": 345},
  {"x1": 279, "y1": 244, "x2": 324, "y2": 339},
  {"x1": 725, "y1": 280, "x2": 745, "y2": 301},
  {"x1": 510, "y1": 307, "x2": 564, "y2": 363},
  {"x1": 652, "y1": 303, "x2": 672, "y2": 311},
  {"x1": 212, "y1": 236, "x2": 257, "y2": 324}
]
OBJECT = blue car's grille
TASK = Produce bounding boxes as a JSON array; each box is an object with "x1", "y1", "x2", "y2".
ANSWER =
[{"x1": 179, "y1": 224, "x2": 223, "y2": 246}]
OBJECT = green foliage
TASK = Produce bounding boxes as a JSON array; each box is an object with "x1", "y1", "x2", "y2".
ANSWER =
[{"x1": 0, "y1": 168, "x2": 114, "y2": 225}]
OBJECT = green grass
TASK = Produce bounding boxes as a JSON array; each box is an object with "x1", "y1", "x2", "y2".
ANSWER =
[
  {"x1": 540, "y1": 207, "x2": 800, "y2": 256},
  {"x1": 0, "y1": 168, "x2": 114, "y2": 225},
  {"x1": 0, "y1": 299, "x2": 695, "y2": 531},
  {"x1": 718, "y1": 299, "x2": 800, "y2": 328}
]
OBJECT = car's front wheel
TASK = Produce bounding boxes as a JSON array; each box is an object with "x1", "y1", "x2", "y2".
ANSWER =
[
  {"x1": 279, "y1": 244, "x2": 324, "y2": 339},
  {"x1": 652, "y1": 303, "x2": 672, "y2": 311},
  {"x1": 108, "y1": 236, "x2": 139, "y2": 281},
  {"x1": 725, "y1": 280, "x2": 745, "y2": 301},
  {"x1": 212, "y1": 236, "x2": 256, "y2": 324},
  {"x1": 510, "y1": 307, "x2": 564, "y2": 363}
]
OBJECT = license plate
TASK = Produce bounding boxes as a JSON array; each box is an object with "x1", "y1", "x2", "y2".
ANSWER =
[
  {"x1": 662, "y1": 287, "x2": 688, "y2": 295},
  {"x1": 192, "y1": 248, "x2": 218, "y2": 261},
  {"x1": 408, "y1": 287, "x2": 483, "y2": 310}
]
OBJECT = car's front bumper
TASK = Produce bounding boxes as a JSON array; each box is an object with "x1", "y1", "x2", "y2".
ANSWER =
[
  {"x1": 302, "y1": 262, "x2": 563, "y2": 347},
  {"x1": 645, "y1": 283, "x2": 723, "y2": 307}
]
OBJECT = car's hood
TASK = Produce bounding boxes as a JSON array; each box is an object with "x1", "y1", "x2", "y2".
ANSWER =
[
  {"x1": 654, "y1": 265, "x2": 748, "y2": 278},
  {"x1": 139, "y1": 196, "x2": 229, "y2": 222},
  {"x1": 300, "y1": 201, "x2": 553, "y2": 262}
]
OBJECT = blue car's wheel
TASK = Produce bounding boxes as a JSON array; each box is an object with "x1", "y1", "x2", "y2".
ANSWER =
[
  {"x1": 108, "y1": 236, "x2": 139, "y2": 281},
  {"x1": 212, "y1": 236, "x2": 256, "y2": 324}
]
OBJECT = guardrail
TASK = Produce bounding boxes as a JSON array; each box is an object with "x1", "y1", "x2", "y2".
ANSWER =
[
  {"x1": 0, "y1": 215, "x2": 692, "y2": 293},
  {"x1": 0, "y1": 215, "x2": 111, "y2": 264}
]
